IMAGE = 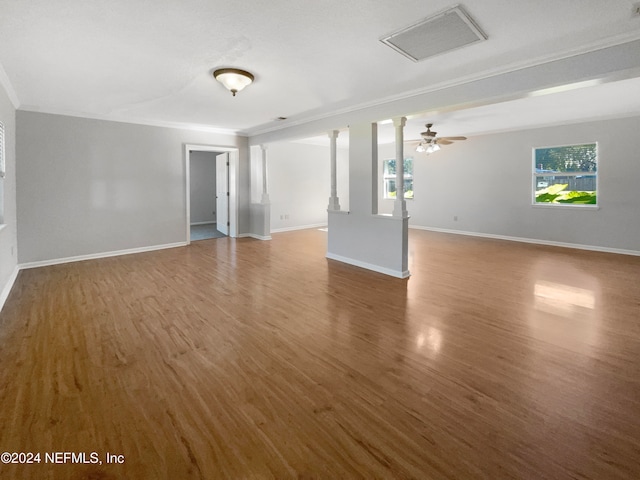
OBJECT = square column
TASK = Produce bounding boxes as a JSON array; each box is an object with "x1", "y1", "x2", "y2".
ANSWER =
[
  {"x1": 260, "y1": 144, "x2": 270, "y2": 204},
  {"x1": 327, "y1": 130, "x2": 341, "y2": 211},
  {"x1": 392, "y1": 117, "x2": 408, "y2": 218}
]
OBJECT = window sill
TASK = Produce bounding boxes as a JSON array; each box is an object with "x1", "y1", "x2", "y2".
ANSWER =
[{"x1": 532, "y1": 203, "x2": 600, "y2": 211}]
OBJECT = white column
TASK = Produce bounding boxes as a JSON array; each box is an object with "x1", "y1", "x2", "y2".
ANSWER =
[
  {"x1": 392, "y1": 117, "x2": 408, "y2": 218},
  {"x1": 260, "y1": 144, "x2": 270, "y2": 204},
  {"x1": 327, "y1": 130, "x2": 341, "y2": 211}
]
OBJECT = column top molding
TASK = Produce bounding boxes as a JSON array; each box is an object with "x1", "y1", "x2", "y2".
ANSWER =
[
  {"x1": 392, "y1": 117, "x2": 407, "y2": 128},
  {"x1": 328, "y1": 130, "x2": 340, "y2": 139}
]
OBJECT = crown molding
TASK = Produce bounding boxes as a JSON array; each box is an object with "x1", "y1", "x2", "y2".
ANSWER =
[
  {"x1": 17, "y1": 105, "x2": 248, "y2": 136},
  {"x1": 450, "y1": 110, "x2": 640, "y2": 139}
]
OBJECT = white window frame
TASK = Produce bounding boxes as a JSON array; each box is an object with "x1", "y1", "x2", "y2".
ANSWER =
[
  {"x1": 0, "y1": 121, "x2": 4, "y2": 225},
  {"x1": 0, "y1": 121, "x2": 5, "y2": 178},
  {"x1": 532, "y1": 142, "x2": 598, "y2": 208},
  {"x1": 383, "y1": 157, "x2": 414, "y2": 200}
]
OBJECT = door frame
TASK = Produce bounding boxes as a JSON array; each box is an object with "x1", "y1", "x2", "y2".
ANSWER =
[
  {"x1": 215, "y1": 152, "x2": 229, "y2": 236},
  {"x1": 185, "y1": 144, "x2": 239, "y2": 244}
]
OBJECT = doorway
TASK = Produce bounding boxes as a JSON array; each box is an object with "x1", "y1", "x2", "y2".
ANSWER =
[{"x1": 185, "y1": 144, "x2": 239, "y2": 244}]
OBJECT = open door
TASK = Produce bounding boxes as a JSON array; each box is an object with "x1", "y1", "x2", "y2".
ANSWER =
[
  {"x1": 186, "y1": 145, "x2": 238, "y2": 244},
  {"x1": 216, "y1": 152, "x2": 229, "y2": 236}
]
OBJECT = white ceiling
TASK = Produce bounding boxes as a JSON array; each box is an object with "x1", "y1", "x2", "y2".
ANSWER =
[{"x1": 1, "y1": 0, "x2": 640, "y2": 137}]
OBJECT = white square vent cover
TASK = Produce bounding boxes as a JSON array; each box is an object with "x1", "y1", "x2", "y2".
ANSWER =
[{"x1": 380, "y1": 5, "x2": 486, "y2": 62}]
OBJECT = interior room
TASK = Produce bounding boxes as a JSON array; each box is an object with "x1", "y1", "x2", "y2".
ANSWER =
[
  {"x1": 189, "y1": 150, "x2": 227, "y2": 241},
  {"x1": 1, "y1": 1, "x2": 640, "y2": 478}
]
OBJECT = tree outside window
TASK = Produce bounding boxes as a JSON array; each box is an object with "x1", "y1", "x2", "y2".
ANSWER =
[
  {"x1": 533, "y1": 143, "x2": 597, "y2": 205},
  {"x1": 383, "y1": 158, "x2": 413, "y2": 199}
]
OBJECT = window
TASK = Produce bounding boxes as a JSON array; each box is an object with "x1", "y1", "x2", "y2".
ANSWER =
[
  {"x1": 383, "y1": 157, "x2": 413, "y2": 199},
  {"x1": 0, "y1": 121, "x2": 4, "y2": 178},
  {"x1": 533, "y1": 143, "x2": 597, "y2": 206},
  {"x1": 0, "y1": 121, "x2": 4, "y2": 224}
]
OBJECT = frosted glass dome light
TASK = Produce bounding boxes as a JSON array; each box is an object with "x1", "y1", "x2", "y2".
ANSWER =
[{"x1": 213, "y1": 68, "x2": 255, "y2": 96}]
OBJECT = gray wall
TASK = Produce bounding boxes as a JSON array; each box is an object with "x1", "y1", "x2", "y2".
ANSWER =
[
  {"x1": 378, "y1": 115, "x2": 640, "y2": 253},
  {"x1": 189, "y1": 151, "x2": 218, "y2": 224},
  {"x1": 17, "y1": 111, "x2": 249, "y2": 264},
  {"x1": 268, "y1": 141, "x2": 349, "y2": 231},
  {"x1": 0, "y1": 82, "x2": 17, "y2": 303}
]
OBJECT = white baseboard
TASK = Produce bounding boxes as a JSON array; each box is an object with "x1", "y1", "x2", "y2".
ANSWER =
[
  {"x1": 19, "y1": 242, "x2": 188, "y2": 270},
  {"x1": 409, "y1": 225, "x2": 640, "y2": 257},
  {"x1": 326, "y1": 252, "x2": 410, "y2": 279},
  {"x1": 0, "y1": 266, "x2": 20, "y2": 313},
  {"x1": 271, "y1": 223, "x2": 327, "y2": 233},
  {"x1": 190, "y1": 221, "x2": 216, "y2": 226},
  {"x1": 238, "y1": 233, "x2": 272, "y2": 241}
]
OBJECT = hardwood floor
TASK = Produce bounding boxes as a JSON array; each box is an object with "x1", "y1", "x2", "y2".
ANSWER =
[{"x1": 1, "y1": 229, "x2": 639, "y2": 479}]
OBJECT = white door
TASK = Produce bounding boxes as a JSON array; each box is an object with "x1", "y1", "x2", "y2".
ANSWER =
[{"x1": 216, "y1": 152, "x2": 229, "y2": 236}]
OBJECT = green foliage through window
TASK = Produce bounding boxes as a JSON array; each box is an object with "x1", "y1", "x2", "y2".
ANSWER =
[
  {"x1": 535, "y1": 144, "x2": 596, "y2": 173},
  {"x1": 534, "y1": 143, "x2": 597, "y2": 205},
  {"x1": 383, "y1": 158, "x2": 413, "y2": 199},
  {"x1": 535, "y1": 184, "x2": 597, "y2": 204}
]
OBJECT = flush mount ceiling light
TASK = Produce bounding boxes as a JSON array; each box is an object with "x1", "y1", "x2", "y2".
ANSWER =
[{"x1": 213, "y1": 68, "x2": 254, "y2": 96}]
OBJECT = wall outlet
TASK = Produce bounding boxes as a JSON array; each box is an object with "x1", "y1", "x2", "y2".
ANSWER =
[
  {"x1": 285, "y1": 214, "x2": 289, "y2": 220},
  {"x1": 453, "y1": 215, "x2": 458, "y2": 221}
]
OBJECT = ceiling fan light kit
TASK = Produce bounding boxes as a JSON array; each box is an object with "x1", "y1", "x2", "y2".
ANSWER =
[
  {"x1": 213, "y1": 68, "x2": 254, "y2": 96},
  {"x1": 415, "y1": 123, "x2": 466, "y2": 153},
  {"x1": 416, "y1": 141, "x2": 441, "y2": 154}
]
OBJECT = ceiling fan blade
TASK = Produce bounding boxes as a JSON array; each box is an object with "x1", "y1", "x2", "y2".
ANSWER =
[
  {"x1": 439, "y1": 136, "x2": 467, "y2": 141},
  {"x1": 437, "y1": 139, "x2": 453, "y2": 145}
]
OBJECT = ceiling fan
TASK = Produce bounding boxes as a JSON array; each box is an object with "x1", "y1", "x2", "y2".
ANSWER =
[{"x1": 413, "y1": 123, "x2": 467, "y2": 153}]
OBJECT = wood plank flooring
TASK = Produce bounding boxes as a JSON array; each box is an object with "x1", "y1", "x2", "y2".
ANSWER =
[{"x1": 1, "y1": 229, "x2": 639, "y2": 479}]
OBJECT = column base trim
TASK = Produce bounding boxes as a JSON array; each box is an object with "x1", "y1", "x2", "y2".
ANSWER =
[{"x1": 326, "y1": 252, "x2": 410, "y2": 279}]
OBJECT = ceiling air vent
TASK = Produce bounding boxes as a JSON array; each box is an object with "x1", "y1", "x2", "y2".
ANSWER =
[{"x1": 380, "y1": 5, "x2": 486, "y2": 62}]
